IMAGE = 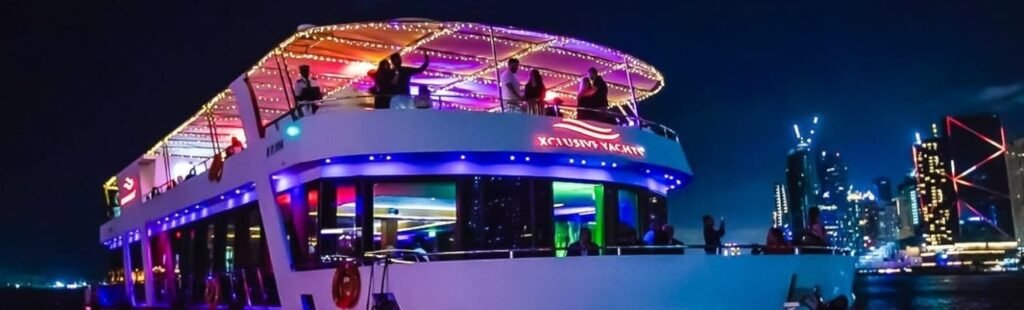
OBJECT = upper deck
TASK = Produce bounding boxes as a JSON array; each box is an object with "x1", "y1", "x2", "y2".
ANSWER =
[{"x1": 100, "y1": 19, "x2": 687, "y2": 233}]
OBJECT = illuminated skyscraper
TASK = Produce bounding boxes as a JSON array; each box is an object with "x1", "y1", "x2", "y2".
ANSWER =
[
  {"x1": 1006, "y1": 138, "x2": 1023, "y2": 240},
  {"x1": 785, "y1": 117, "x2": 821, "y2": 233},
  {"x1": 872, "y1": 177, "x2": 898, "y2": 246},
  {"x1": 944, "y1": 115, "x2": 1014, "y2": 242},
  {"x1": 818, "y1": 150, "x2": 849, "y2": 247},
  {"x1": 773, "y1": 182, "x2": 789, "y2": 228},
  {"x1": 786, "y1": 145, "x2": 818, "y2": 232},
  {"x1": 894, "y1": 176, "x2": 921, "y2": 243},
  {"x1": 913, "y1": 136, "x2": 957, "y2": 246},
  {"x1": 847, "y1": 190, "x2": 879, "y2": 252}
]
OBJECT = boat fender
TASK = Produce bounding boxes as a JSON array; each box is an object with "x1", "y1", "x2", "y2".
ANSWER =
[
  {"x1": 205, "y1": 277, "x2": 221, "y2": 309},
  {"x1": 332, "y1": 260, "x2": 362, "y2": 309}
]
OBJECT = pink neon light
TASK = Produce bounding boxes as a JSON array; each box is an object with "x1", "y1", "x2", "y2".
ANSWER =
[
  {"x1": 958, "y1": 200, "x2": 1011, "y2": 238},
  {"x1": 561, "y1": 118, "x2": 615, "y2": 134},
  {"x1": 552, "y1": 123, "x2": 621, "y2": 140},
  {"x1": 947, "y1": 116, "x2": 1003, "y2": 149}
]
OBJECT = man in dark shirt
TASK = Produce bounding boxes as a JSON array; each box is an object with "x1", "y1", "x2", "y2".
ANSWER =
[
  {"x1": 567, "y1": 227, "x2": 600, "y2": 256},
  {"x1": 386, "y1": 53, "x2": 430, "y2": 108},
  {"x1": 702, "y1": 215, "x2": 725, "y2": 254}
]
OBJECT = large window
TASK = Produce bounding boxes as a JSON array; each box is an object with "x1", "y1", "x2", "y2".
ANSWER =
[
  {"x1": 276, "y1": 176, "x2": 670, "y2": 265},
  {"x1": 371, "y1": 181, "x2": 457, "y2": 254},
  {"x1": 553, "y1": 181, "x2": 604, "y2": 257},
  {"x1": 319, "y1": 182, "x2": 361, "y2": 259}
]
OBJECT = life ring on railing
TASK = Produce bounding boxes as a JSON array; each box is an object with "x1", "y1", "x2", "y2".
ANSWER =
[
  {"x1": 204, "y1": 277, "x2": 221, "y2": 309},
  {"x1": 208, "y1": 154, "x2": 224, "y2": 182},
  {"x1": 332, "y1": 261, "x2": 361, "y2": 309}
]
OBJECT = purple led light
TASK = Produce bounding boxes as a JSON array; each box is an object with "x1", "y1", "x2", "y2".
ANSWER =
[{"x1": 325, "y1": 158, "x2": 332, "y2": 164}]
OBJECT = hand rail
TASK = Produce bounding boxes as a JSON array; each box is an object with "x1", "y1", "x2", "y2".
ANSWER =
[
  {"x1": 350, "y1": 244, "x2": 853, "y2": 264},
  {"x1": 263, "y1": 93, "x2": 680, "y2": 143}
]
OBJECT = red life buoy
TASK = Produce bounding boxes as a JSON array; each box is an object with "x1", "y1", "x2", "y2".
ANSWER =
[
  {"x1": 332, "y1": 261, "x2": 361, "y2": 309},
  {"x1": 205, "y1": 277, "x2": 221, "y2": 309}
]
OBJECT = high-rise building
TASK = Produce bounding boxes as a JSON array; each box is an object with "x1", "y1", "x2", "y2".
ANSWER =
[
  {"x1": 872, "y1": 177, "x2": 899, "y2": 247},
  {"x1": 944, "y1": 115, "x2": 1014, "y2": 242},
  {"x1": 773, "y1": 182, "x2": 789, "y2": 228},
  {"x1": 913, "y1": 136, "x2": 957, "y2": 246},
  {"x1": 818, "y1": 150, "x2": 850, "y2": 247},
  {"x1": 1007, "y1": 138, "x2": 1024, "y2": 241},
  {"x1": 894, "y1": 176, "x2": 920, "y2": 243},
  {"x1": 873, "y1": 177, "x2": 894, "y2": 203},
  {"x1": 848, "y1": 190, "x2": 879, "y2": 252},
  {"x1": 786, "y1": 145, "x2": 818, "y2": 232}
]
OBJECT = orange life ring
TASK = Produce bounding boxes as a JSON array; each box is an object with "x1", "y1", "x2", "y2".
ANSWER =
[
  {"x1": 332, "y1": 261, "x2": 361, "y2": 309},
  {"x1": 205, "y1": 277, "x2": 221, "y2": 309}
]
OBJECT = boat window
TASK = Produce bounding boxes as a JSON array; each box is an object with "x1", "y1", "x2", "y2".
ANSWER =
[
  {"x1": 128, "y1": 243, "x2": 145, "y2": 303},
  {"x1": 613, "y1": 189, "x2": 641, "y2": 245},
  {"x1": 371, "y1": 181, "x2": 457, "y2": 255},
  {"x1": 275, "y1": 182, "x2": 321, "y2": 269},
  {"x1": 553, "y1": 181, "x2": 605, "y2": 257},
  {"x1": 319, "y1": 182, "x2": 362, "y2": 259},
  {"x1": 460, "y1": 176, "x2": 549, "y2": 252}
]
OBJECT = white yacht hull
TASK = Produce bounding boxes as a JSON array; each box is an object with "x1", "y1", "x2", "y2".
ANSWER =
[{"x1": 279, "y1": 254, "x2": 855, "y2": 309}]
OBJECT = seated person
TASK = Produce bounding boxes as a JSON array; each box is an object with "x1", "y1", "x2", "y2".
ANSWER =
[
  {"x1": 413, "y1": 85, "x2": 433, "y2": 109},
  {"x1": 566, "y1": 227, "x2": 600, "y2": 256},
  {"x1": 225, "y1": 137, "x2": 244, "y2": 157}
]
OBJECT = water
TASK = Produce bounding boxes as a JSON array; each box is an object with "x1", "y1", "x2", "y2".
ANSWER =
[
  {"x1": 0, "y1": 288, "x2": 84, "y2": 309},
  {"x1": 854, "y1": 273, "x2": 1024, "y2": 309}
]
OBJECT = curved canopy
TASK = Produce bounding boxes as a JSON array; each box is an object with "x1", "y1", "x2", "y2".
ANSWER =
[{"x1": 138, "y1": 19, "x2": 665, "y2": 165}]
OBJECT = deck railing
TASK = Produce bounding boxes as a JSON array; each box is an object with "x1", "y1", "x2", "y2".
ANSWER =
[
  {"x1": 326, "y1": 244, "x2": 854, "y2": 265},
  {"x1": 263, "y1": 94, "x2": 680, "y2": 143}
]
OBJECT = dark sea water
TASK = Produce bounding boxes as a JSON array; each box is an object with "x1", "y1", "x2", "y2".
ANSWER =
[{"x1": 854, "y1": 273, "x2": 1024, "y2": 309}]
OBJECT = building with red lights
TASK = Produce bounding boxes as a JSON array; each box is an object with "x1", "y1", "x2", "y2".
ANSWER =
[{"x1": 944, "y1": 114, "x2": 1014, "y2": 242}]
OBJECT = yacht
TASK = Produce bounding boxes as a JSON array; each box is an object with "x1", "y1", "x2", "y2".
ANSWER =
[{"x1": 92, "y1": 19, "x2": 855, "y2": 309}]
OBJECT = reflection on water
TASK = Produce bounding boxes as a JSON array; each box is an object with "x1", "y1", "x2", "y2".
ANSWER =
[{"x1": 854, "y1": 273, "x2": 1024, "y2": 309}]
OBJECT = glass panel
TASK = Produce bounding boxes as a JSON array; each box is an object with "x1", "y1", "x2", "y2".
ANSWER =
[
  {"x1": 275, "y1": 183, "x2": 320, "y2": 269},
  {"x1": 372, "y1": 181, "x2": 457, "y2": 255},
  {"x1": 461, "y1": 176, "x2": 537, "y2": 251},
  {"x1": 553, "y1": 181, "x2": 604, "y2": 257},
  {"x1": 320, "y1": 182, "x2": 361, "y2": 259},
  {"x1": 614, "y1": 189, "x2": 640, "y2": 245}
]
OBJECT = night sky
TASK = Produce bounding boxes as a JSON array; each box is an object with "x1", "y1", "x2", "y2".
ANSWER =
[{"x1": 2, "y1": 1, "x2": 1022, "y2": 281}]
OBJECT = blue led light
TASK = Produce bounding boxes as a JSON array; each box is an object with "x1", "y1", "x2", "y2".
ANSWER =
[
  {"x1": 525, "y1": 156, "x2": 530, "y2": 161},
  {"x1": 369, "y1": 156, "x2": 375, "y2": 161},
  {"x1": 611, "y1": 163, "x2": 618, "y2": 168},
  {"x1": 510, "y1": 155, "x2": 516, "y2": 161},
  {"x1": 385, "y1": 155, "x2": 392, "y2": 160},
  {"x1": 569, "y1": 158, "x2": 575, "y2": 164},
  {"x1": 324, "y1": 158, "x2": 331, "y2": 164},
  {"x1": 581, "y1": 160, "x2": 587, "y2": 165},
  {"x1": 601, "y1": 161, "x2": 607, "y2": 166},
  {"x1": 459, "y1": 155, "x2": 466, "y2": 160},
  {"x1": 285, "y1": 124, "x2": 301, "y2": 137}
]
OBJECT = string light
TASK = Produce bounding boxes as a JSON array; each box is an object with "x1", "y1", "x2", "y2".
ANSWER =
[{"x1": 125, "y1": 20, "x2": 665, "y2": 179}]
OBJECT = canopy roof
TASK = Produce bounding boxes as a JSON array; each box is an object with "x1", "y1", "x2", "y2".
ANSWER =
[{"x1": 136, "y1": 19, "x2": 665, "y2": 165}]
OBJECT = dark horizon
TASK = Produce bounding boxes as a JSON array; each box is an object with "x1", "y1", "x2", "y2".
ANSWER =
[{"x1": 2, "y1": 1, "x2": 1023, "y2": 280}]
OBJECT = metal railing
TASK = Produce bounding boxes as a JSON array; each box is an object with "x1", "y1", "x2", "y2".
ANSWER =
[
  {"x1": 264, "y1": 94, "x2": 680, "y2": 143},
  {"x1": 350, "y1": 244, "x2": 853, "y2": 265}
]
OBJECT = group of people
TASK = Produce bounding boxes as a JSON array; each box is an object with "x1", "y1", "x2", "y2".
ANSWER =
[
  {"x1": 370, "y1": 53, "x2": 432, "y2": 109},
  {"x1": 762, "y1": 206, "x2": 829, "y2": 254},
  {"x1": 295, "y1": 55, "x2": 618, "y2": 120},
  {"x1": 500, "y1": 58, "x2": 610, "y2": 120}
]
